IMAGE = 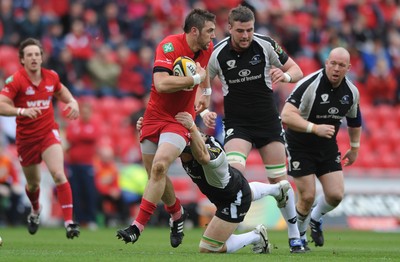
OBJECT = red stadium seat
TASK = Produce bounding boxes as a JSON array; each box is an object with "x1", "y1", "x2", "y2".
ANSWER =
[
  {"x1": 295, "y1": 56, "x2": 320, "y2": 76},
  {"x1": 0, "y1": 46, "x2": 20, "y2": 76},
  {"x1": 99, "y1": 96, "x2": 119, "y2": 119},
  {"x1": 170, "y1": 176, "x2": 202, "y2": 204},
  {"x1": 119, "y1": 97, "x2": 144, "y2": 116},
  {"x1": 246, "y1": 149, "x2": 263, "y2": 166}
]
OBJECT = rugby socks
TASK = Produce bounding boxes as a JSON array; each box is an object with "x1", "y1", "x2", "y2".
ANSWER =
[
  {"x1": 165, "y1": 198, "x2": 182, "y2": 221},
  {"x1": 56, "y1": 182, "x2": 74, "y2": 225},
  {"x1": 310, "y1": 195, "x2": 335, "y2": 221},
  {"x1": 279, "y1": 188, "x2": 301, "y2": 239},
  {"x1": 296, "y1": 208, "x2": 311, "y2": 238},
  {"x1": 226, "y1": 231, "x2": 260, "y2": 253},
  {"x1": 134, "y1": 198, "x2": 157, "y2": 232},
  {"x1": 249, "y1": 181, "x2": 279, "y2": 200},
  {"x1": 25, "y1": 186, "x2": 40, "y2": 213}
]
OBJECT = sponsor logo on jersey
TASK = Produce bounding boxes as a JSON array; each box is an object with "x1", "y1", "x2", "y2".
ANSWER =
[
  {"x1": 162, "y1": 42, "x2": 174, "y2": 53},
  {"x1": 238, "y1": 69, "x2": 251, "y2": 77},
  {"x1": 2, "y1": 87, "x2": 10, "y2": 93},
  {"x1": 249, "y1": 54, "x2": 261, "y2": 65},
  {"x1": 25, "y1": 86, "x2": 35, "y2": 95},
  {"x1": 225, "y1": 128, "x2": 234, "y2": 139},
  {"x1": 274, "y1": 43, "x2": 283, "y2": 55},
  {"x1": 321, "y1": 94, "x2": 329, "y2": 104},
  {"x1": 45, "y1": 85, "x2": 54, "y2": 92},
  {"x1": 5, "y1": 76, "x2": 13, "y2": 84},
  {"x1": 26, "y1": 99, "x2": 51, "y2": 109},
  {"x1": 226, "y1": 60, "x2": 237, "y2": 70},
  {"x1": 328, "y1": 107, "x2": 339, "y2": 114},
  {"x1": 340, "y1": 95, "x2": 350, "y2": 104},
  {"x1": 335, "y1": 155, "x2": 341, "y2": 163}
]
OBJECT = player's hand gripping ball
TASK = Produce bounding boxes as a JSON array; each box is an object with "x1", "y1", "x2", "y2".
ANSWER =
[{"x1": 173, "y1": 56, "x2": 197, "y2": 77}]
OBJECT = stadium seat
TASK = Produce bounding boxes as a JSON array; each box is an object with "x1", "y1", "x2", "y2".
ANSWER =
[
  {"x1": 170, "y1": 176, "x2": 202, "y2": 205},
  {"x1": 368, "y1": 128, "x2": 388, "y2": 149},
  {"x1": 376, "y1": 105, "x2": 393, "y2": 126},
  {"x1": 295, "y1": 56, "x2": 320, "y2": 76},
  {"x1": 119, "y1": 97, "x2": 144, "y2": 117},
  {"x1": 336, "y1": 128, "x2": 348, "y2": 144},
  {"x1": 379, "y1": 151, "x2": 398, "y2": 168},
  {"x1": 246, "y1": 149, "x2": 263, "y2": 166},
  {"x1": 0, "y1": 46, "x2": 20, "y2": 76},
  {"x1": 98, "y1": 96, "x2": 119, "y2": 119}
]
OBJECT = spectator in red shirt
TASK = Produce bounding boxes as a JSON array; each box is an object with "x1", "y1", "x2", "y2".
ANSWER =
[
  {"x1": 66, "y1": 98, "x2": 100, "y2": 229},
  {"x1": 365, "y1": 57, "x2": 397, "y2": 105},
  {"x1": 64, "y1": 19, "x2": 93, "y2": 80}
]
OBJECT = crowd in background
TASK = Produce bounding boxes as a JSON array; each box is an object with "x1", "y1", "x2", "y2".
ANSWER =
[
  {"x1": 1, "y1": 0, "x2": 400, "y2": 104},
  {"x1": 1, "y1": 0, "x2": 400, "y2": 227}
]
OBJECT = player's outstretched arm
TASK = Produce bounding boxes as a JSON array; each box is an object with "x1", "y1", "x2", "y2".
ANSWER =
[{"x1": 175, "y1": 112, "x2": 210, "y2": 165}]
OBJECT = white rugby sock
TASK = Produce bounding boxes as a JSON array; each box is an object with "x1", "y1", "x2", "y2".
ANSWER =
[
  {"x1": 311, "y1": 195, "x2": 335, "y2": 221},
  {"x1": 279, "y1": 188, "x2": 301, "y2": 239},
  {"x1": 226, "y1": 231, "x2": 259, "y2": 253},
  {"x1": 249, "y1": 181, "x2": 279, "y2": 201}
]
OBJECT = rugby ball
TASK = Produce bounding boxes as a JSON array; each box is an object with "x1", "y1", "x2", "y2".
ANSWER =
[{"x1": 173, "y1": 56, "x2": 196, "y2": 77}]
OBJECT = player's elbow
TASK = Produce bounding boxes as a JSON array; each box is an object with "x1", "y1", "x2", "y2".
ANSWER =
[
  {"x1": 281, "y1": 109, "x2": 290, "y2": 125},
  {"x1": 154, "y1": 83, "x2": 169, "y2": 93}
]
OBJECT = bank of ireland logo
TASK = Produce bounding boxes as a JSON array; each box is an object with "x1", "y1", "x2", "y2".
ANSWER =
[
  {"x1": 328, "y1": 107, "x2": 339, "y2": 114},
  {"x1": 238, "y1": 69, "x2": 251, "y2": 77},
  {"x1": 162, "y1": 42, "x2": 174, "y2": 53},
  {"x1": 292, "y1": 161, "x2": 300, "y2": 170}
]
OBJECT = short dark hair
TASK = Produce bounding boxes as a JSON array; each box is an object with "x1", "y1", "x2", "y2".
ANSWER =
[
  {"x1": 18, "y1": 38, "x2": 43, "y2": 63},
  {"x1": 183, "y1": 9, "x2": 216, "y2": 33},
  {"x1": 228, "y1": 5, "x2": 255, "y2": 25}
]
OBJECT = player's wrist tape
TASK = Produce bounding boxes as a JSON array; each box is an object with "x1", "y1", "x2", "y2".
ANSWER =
[
  {"x1": 202, "y1": 87, "x2": 212, "y2": 96},
  {"x1": 283, "y1": 72, "x2": 292, "y2": 83},
  {"x1": 17, "y1": 108, "x2": 25, "y2": 116},
  {"x1": 350, "y1": 142, "x2": 360, "y2": 148},
  {"x1": 200, "y1": 109, "x2": 210, "y2": 118},
  {"x1": 189, "y1": 121, "x2": 195, "y2": 131},
  {"x1": 306, "y1": 123, "x2": 314, "y2": 133},
  {"x1": 192, "y1": 73, "x2": 201, "y2": 87}
]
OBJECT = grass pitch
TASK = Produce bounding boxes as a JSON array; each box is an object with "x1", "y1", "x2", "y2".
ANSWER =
[{"x1": 0, "y1": 226, "x2": 399, "y2": 261}]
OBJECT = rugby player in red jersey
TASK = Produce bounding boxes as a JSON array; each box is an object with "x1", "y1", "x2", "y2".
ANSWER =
[
  {"x1": 0, "y1": 38, "x2": 80, "y2": 239},
  {"x1": 117, "y1": 9, "x2": 216, "y2": 248}
]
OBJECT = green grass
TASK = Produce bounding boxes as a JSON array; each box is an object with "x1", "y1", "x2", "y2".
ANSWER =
[{"x1": 0, "y1": 226, "x2": 399, "y2": 261}]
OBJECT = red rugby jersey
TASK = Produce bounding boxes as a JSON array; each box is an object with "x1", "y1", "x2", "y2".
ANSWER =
[
  {"x1": 145, "y1": 33, "x2": 213, "y2": 121},
  {"x1": 1, "y1": 68, "x2": 62, "y2": 142}
]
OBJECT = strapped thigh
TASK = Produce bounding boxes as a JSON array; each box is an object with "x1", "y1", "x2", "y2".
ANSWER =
[{"x1": 199, "y1": 235, "x2": 224, "y2": 252}]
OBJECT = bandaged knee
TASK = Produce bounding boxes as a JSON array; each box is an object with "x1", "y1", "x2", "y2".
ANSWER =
[
  {"x1": 199, "y1": 235, "x2": 224, "y2": 252},
  {"x1": 226, "y1": 152, "x2": 247, "y2": 167},
  {"x1": 265, "y1": 164, "x2": 287, "y2": 178}
]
